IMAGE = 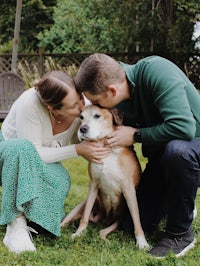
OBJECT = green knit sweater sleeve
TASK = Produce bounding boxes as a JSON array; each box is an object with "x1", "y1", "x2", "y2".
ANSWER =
[{"x1": 138, "y1": 57, "x2": 197, "y2": 145}]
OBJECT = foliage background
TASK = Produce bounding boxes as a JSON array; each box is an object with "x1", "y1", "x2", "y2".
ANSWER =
[{"x1": 0, "y1": 0, "x2": 199, "y2": 54}]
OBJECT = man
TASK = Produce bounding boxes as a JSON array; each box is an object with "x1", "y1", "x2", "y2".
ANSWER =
[{"x1": 74, "y1": 53, "x2": 200, "y2": 258}]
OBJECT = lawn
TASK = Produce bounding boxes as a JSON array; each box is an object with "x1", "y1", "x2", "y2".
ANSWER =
[{"x1": 0, "y1": 144, "x2": 200, "y2": 266}]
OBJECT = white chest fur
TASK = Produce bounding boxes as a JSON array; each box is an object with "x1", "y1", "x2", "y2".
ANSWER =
[{"x1": 90, "y1": 149, "x2": 123, "y2": 214}]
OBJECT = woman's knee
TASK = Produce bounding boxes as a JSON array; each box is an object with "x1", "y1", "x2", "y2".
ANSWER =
[{"x1": 1, "y1": 138, "x2": 33, "y2": 157}]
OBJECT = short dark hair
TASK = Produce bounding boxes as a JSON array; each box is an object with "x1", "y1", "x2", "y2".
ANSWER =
[
  {"x1": 35, "y1": 70, "x2": 75, "y2": 109},
  {"x1": 75, "y1": 53, "x2": 125, "y2": 95}
]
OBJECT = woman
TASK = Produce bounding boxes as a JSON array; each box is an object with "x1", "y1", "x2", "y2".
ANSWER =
[{"x1": 0, "y1": 70, "x2": 109, "y2": 253}]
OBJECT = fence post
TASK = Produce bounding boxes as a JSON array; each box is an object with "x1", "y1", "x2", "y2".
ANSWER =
[{"x1": 38, "y1": 47, "x2": 45, "y2": 76}]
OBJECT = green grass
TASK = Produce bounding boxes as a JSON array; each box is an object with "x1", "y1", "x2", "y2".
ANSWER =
[{"x1": 0, "y1": 144, "x2": 200, "y2": 265}]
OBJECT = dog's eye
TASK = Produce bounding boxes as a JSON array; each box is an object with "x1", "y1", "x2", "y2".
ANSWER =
[
  {"x1": 80, "y1": 115, "x2": 84, "y2": 120},
  {"x1": 94, "y1": 113, "x2": 101, "y2": 119}
]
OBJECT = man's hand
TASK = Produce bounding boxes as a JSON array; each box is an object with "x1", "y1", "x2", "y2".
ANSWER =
[{"x1": 105, "y1": 126, "x2": 138, "y2": 147}]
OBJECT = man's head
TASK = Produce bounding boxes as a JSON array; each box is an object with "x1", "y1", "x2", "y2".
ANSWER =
[{"x1": 75, "y1": 53, "x2": 130, "y2": 108}]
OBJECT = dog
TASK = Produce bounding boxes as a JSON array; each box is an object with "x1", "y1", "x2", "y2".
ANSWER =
[{"x1": 61, "y1": 105, "x2": 149, "y2": 249}]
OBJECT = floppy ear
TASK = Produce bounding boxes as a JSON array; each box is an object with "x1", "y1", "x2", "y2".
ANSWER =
[{"x1": 109, "y1": 108, "x2": 124, "y2": 126}]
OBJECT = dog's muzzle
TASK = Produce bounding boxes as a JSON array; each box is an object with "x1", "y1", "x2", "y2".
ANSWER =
[
  {"x1": 80, "y1": 124, "x2": 89, "y2": 134},
  {"x1": 78, "y1": 124, "x2": 90, "y2": 141}
]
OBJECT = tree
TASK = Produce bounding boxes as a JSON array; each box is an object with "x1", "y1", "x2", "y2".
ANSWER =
[
  {"x1": 0, "y1": 0, "x2": 56, "y2": 52},
  {"x1": 38, "y1": 0, "x2": 124, "y2": 53},
  {"x1": 147, "y1": 0, "x2": 200, "y2": 53},
  {"x1": 0, "y1": 0, "x2": 16, "y2": 45},
  {"x1": 39, "y1": 0, "x2": 199, "y2": 54},
  {"x1": 0, "y1": 0, "x2": 199, "y2": 53}
]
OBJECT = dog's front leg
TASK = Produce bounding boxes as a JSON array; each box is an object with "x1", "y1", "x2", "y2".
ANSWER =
[
  {"x1": 71, "y1": 181, "x2": 98, "y2": 239},
  {"x1": 123, "y1": 182, "x2": 149, "y2": 249}
]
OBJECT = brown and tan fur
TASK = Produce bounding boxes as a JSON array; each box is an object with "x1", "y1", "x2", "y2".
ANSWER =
[{"x1": 61, "y1": 105, "x2": 149, "y2": 249}]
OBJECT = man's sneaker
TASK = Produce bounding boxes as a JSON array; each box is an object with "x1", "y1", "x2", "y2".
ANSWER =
[
  {"x1": 3, "y1": 216, "x2": 38, "y2": 253},
  {"x1": 149, "y1": 229, "x2": 196, "y2": 258}
]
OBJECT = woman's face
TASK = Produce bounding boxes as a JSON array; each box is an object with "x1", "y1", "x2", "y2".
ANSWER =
[{"x1": 56, "y1": 88, "x2": 85, "y2": 118}]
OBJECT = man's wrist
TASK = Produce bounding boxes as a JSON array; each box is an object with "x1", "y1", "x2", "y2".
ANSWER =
[{"x1": 133, "y1": 129, "x2": 142, "y2": 143}]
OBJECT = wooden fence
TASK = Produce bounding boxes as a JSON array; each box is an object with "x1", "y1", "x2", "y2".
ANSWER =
[{"x1": 0, "y1": 51, "x2": 199, "y2": 89}]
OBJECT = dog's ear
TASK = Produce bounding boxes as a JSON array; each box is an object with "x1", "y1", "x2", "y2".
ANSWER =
[{"x1": 109, "y1": 108, "x2": 124, "y2": 126}]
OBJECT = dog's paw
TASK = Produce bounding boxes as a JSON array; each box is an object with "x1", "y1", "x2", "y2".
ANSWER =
[
  {"x1": 99, "y1": 229, "x2": 107, "y2": 239},
  {"x1": 135, "y1": 235, "x2": 149, "y2": 250},
  {"x1": 71, "y1": 230, "x2": 85, "y2": 240},
  {"x1": 99, "y1": 230, "x2": 110, "y2": 242},
  {"x1": 71, "y1": 232, "x2": 81, "y2": 240},
  {"x1": 60, "y1": 221, "x2": 68, "y2": 228}
]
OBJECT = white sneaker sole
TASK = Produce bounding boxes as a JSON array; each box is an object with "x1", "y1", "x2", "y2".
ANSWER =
[{"x1": 176, "y1": 238, "x2": 197, "y2": 258}]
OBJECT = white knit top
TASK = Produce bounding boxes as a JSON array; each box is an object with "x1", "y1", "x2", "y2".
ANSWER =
[{"x1": 1, "y1": 88, "x2": 81, "y2": 163}]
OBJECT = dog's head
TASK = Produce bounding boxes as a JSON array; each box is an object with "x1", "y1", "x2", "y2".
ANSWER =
[{"x1": 78, "y1": 105, "x2": 124, "y2": 141}]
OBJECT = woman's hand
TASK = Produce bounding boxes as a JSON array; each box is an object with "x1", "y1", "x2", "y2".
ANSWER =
[{"x1": 75, "y1": 141, "x2": 111, "y2": 163}]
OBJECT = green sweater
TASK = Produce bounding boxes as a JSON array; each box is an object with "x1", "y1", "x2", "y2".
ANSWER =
[{"x1": 117, "y1": 56, "x2": 200, "y2": 156}]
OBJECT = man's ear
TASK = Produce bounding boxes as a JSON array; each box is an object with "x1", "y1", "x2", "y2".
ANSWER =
[
  {"x1": 81, "y1": 94, "x2": 86, "y2": 106},
  {"x1": 109, "y1": 108, "x2": 124, "y2": 126},
  {"x1": 107, "y1": 85, "x2": 117, "y2": 97}
]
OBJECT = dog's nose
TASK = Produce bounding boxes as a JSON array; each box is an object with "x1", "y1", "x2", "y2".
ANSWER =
[{"x1": 80, "y1": 125, "x2": 89, "y2": 134}]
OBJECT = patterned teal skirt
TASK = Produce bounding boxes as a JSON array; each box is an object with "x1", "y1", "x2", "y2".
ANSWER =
[{"x1": 0, "y1": 131, "x2": 71, "y2": 236}]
